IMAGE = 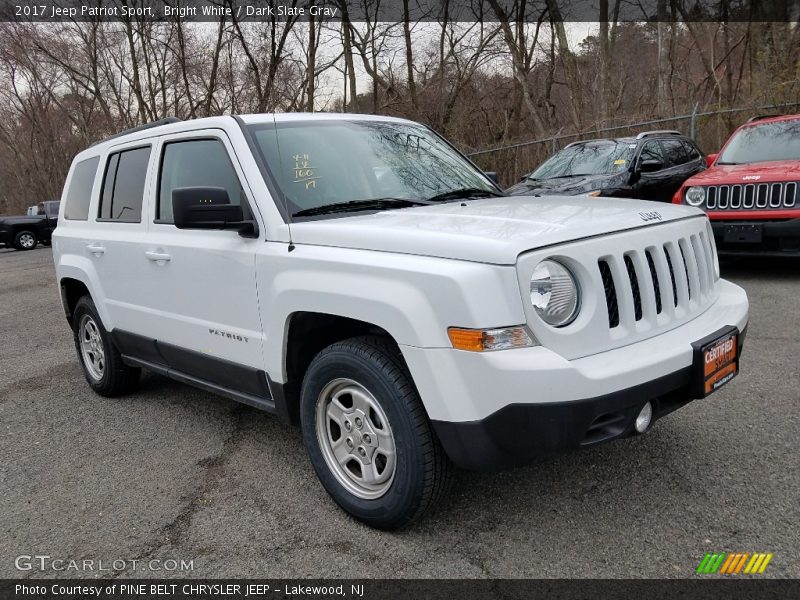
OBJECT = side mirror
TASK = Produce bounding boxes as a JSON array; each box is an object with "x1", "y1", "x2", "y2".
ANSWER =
[
  {"x1": 639, "y1": 159, "x2": 662, "y2": 173},
  {"x1": 705, "y1": 153, "x2": 718, "y2": 168},
  {"x1": 172, "y1": 187, "x2": 256, "y2": 237},
  {"x1": 484, "y1": 171, "x2": 499, "y2": 185}
]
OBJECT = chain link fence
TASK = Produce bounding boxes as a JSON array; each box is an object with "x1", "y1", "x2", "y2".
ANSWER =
[{"x1": 466, "y1": 102, "x2": 800, "y2": 187}]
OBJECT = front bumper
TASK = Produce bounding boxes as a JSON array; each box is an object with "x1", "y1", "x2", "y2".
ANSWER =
[
  {"x1": 711, "y1": 218, "x2": 800, "y2": 256},
  {"x1": 401, "y1": 279, "x2": 749, "y2": 471},
  {"x1": 433, "y1": 329, "x2": 745, "y2": 471}
]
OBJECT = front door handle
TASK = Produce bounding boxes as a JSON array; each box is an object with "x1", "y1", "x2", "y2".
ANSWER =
[
  {"x1": 86, "y1": 243, "x2": 105, "y2": 256},
  {"x1": 145, "y1": 250, "x2": 171, "y2": 262}
]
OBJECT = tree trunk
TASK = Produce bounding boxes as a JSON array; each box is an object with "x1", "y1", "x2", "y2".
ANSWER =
[{"x1": 402, "y1": 0, "x2": 418, "y2": 110}]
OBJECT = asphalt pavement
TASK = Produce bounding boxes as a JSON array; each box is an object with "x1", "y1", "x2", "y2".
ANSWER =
[{"x1": 1, "y1": 246, "x2": 797, "y2": 578}]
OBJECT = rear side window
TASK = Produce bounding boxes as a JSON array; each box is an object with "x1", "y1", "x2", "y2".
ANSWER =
[
  {"x1": 99, "y1": 146, "x2": 151, "y2": 222},
  {"x1": 63, "y1": 156, "x2": 100, "y2": 220},
  {"x1": 661, "y1": 139, "x2": 689, "y2": 167},
  {"x1": 158, "y1": 139, "x2": 242, "y2": 223}
]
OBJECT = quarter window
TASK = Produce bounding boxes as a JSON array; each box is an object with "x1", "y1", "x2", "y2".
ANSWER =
[
  {"x1": 158, "y1": 139, "x2": 243, "y2": 223},
  {"x1": 682, "y1": 141, "x2": 701, "y2": 161},
  {"x1": 63, "y1": 156, "x2": 100, "y2": 220},
  {"x1": 99, "y1": 146, "x2": 151, "y2": 222}
]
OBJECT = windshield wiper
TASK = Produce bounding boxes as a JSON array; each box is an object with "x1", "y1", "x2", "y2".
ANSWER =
[
  {"x1": 716, "y1": 161, "x2": 741, "y2": 165},
  {"x1": 292, "y1": 197, "x2": 430, "y2": 218},
  {"x1": 426, "y1": 187, "x2": 505, "y2": 202},
  {"x1": 530, "y1": 174, "x2": 594, "y2": 180}
]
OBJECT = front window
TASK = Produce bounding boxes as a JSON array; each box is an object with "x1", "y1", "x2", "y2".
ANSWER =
[
  {"x1": 529, "y1": 141, "x2": 634, "y2": 179},
  {"x1": 248, "y1": 120, "x2": 495, "y2": 217},
  {"x1": 718, "y1": 119, "x2": 800, "y2": 164}
]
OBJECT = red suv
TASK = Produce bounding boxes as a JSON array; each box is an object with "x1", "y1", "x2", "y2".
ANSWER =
[{"x1": 673, "y1": 114, "x2": 800, "y2": 255}]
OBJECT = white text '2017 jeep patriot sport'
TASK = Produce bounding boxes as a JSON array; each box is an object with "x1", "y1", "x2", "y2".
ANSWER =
[{"x1": 54, "y1": 114, "x2": 749, "y2": 529}]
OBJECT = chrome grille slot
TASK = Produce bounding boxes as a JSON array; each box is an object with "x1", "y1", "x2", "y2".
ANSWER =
[
  {"x1": 730, "y1": 184, "x2": 742, "y2": 208},
  {"x1": 757, "y1": 184, "x2": 769, "y2": 208},
  {"x1": 706, "y1": 187, "x2": 717, "y2": 209},
  {"x1": 770, "y1": 183, "x2": 782, "y2": 207},
  {"x1": 743, "y1": 184, "x2": 755, "y2": 208},
  {"x1": 718, "y1": 185, "x2": 729, "y2": 209},
  {"x1": 786, "y1": 182, "x2": 797, "y2": 207}
]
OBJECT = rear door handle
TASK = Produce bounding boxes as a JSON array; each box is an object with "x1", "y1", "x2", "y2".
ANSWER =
[
  {"x1": 145, "y1": 250, "x2": 171, "y2": 262},
  {"x1": 86, "y1": 243, "x2": 105, "y2": 256}
]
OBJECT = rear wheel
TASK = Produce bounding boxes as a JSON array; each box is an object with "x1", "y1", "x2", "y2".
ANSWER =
[
  {"x1": 72, "y1": 296, "x2": 140, "y2": 396},
  {"x1": 13, "y1": 230, "x2": 37, "y2": 251},
  {"x1": 300, "y1": 336, "x2": 452, "y2": 530}
]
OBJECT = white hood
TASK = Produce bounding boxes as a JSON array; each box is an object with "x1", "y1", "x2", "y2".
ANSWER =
[{"x1": 289, "y1": 195, "x2": 705, "y2": 265}]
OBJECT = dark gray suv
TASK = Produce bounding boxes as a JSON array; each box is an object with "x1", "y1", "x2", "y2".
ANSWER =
[{"x1": 507, "y1": 131, "x2": 706, "y2": 203}]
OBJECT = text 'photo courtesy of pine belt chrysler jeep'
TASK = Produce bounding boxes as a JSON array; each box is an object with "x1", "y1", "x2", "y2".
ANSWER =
[
  {"x1": 674, "y1": 114, "x2": 800, "y2": 256},
  {"x1": 53, "y1": 114, "x2": 749, "y2": 530}
]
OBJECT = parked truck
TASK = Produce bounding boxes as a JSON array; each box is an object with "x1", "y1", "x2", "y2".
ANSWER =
[{"x1": 0, "y1": 200, "x2": 60, "y2": 250}]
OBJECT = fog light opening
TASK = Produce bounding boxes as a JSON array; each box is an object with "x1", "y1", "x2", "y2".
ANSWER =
[{"x1": 635, "y1": 402, "x2": 653, "y2": 433}]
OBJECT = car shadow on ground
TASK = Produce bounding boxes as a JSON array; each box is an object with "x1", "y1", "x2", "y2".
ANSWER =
[
  {"x1": 720, "y1": 256, "x2": 800, "y2": 280},
  {"x1": 134, "y1": 368, "x2": 705, "y2": 537}
]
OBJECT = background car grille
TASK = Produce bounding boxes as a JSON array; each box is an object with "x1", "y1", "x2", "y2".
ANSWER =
[
  {"x1": 701, "y1": 182, "x2": 798, "y2": 210},
  {"x1": 597, "y1": 230, "x2": 715, "y2": 330}
]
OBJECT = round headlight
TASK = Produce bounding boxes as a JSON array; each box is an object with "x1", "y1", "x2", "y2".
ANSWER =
[
  {"x1": 685, "y1": 186, "x2": 706, "y2": 206},
  {"x1": 530, "y1": 260, "x2": 580, "y2": 327}
]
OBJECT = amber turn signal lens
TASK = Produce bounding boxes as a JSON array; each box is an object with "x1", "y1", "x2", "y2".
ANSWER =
[
  {"x1": 447, "y1": 326, "x2": 534, "y2": 352},
  {"x1": 447, "y1": 328, "x2": 486, "y2": 352}
]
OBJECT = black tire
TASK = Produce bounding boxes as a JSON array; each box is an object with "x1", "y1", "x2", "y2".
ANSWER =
[
  {"x1": 300, "y1": 336, "x2": 452, "y2": 530},
  {"x1": 72, "y1": 296, "x2": 140, "y2": 397},
  {"x1": 12, "y1": 230, "x2": 37, "y2": 251}
]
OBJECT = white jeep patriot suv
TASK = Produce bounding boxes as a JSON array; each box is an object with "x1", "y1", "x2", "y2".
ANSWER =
[{"x1": 54, "y1": 114, "x2": 749, "y2": 529}]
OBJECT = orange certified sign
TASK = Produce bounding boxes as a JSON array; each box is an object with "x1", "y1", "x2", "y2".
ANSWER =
[{"x1": 703, "y1": 333, "x2": 738, "y2": 395}]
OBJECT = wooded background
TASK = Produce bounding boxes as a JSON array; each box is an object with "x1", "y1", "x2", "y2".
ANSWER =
[{"x1": 1, "y1": 0, "x2": 798, "y2": 214}]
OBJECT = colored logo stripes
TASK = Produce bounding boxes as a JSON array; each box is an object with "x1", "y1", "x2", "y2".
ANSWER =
[{"x1": 696, "y1": 552, "x2": 773, "y2": 574}]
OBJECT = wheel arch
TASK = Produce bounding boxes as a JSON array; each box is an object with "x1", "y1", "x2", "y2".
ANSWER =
[
  {"x1": 58, "y1": 270, "x2": 113, "y2": 332},
  {"x1": 275, "y1": 311, "x2": 402, "y2": 425}
]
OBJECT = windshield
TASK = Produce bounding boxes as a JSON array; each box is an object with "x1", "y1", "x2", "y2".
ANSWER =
[
  {"x1": 718, "y1": 119, "x2": 800, "y2": 164},
  {"x1": 530, "y1": 141, "x2": 634, "y2": 179},
  {"x1": 248, "y1": 120, "x2": 496, "y2": 217}
]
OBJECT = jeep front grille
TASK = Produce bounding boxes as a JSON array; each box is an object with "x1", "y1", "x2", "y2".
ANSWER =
[
  {"x1": 597, "y1": 230, "x2": 716, "y2": 330},
  {"x1": 518, "y1": 217, "x2": 720, "y2": 360},
  {"x1": 702, "y1": 182, "x2": 798, "y2": 210}
]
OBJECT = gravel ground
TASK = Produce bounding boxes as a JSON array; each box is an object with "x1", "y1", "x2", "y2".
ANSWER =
[{"x1": 0, "y1": 246, "x2": 797, "y2": 579}]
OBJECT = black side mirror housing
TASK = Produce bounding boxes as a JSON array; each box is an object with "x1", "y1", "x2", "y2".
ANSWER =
[
  {"x1": 172, "y1": 187, "x2": 257, "y2": 237},
  {"x1": 639, "y1": 159, "x2": 663, "y2": 173},
  {"x1": 484, "y1": 171, "x2": 499, "y2": 185}
]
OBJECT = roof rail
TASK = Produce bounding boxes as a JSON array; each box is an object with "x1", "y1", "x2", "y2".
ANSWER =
[
  {"x1": 635, "y1": 130, "x2": 682, "y2": 140},
  {"x1": 90, "y1": 117, "x2": 182, "y2": 147},
  {"x1": 746, "y1": 114, "x2": 780, "y2": 123},
  {"x1": 563, "y1": 138, "x2": 616, "y2": 149}
]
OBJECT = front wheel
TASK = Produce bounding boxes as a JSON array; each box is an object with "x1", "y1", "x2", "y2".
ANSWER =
[
  {"x1": 13, "y1": 230, "x2": 37, "y2": 251},
  {"x1": 301, "y1": 336, "x2": 452, "y2": 530}
]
